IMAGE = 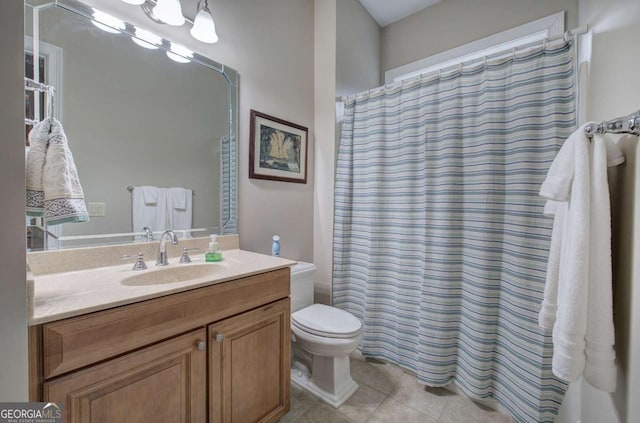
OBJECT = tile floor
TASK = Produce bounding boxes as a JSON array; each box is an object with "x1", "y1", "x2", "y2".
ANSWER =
[{"x1": 281, "y1": 351, "x2": 514, "y2": 423}]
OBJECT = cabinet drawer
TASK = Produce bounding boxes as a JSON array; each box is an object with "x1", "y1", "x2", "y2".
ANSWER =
[{"x1": 41, "y1": 268, "x2": 289, "y2": 379}]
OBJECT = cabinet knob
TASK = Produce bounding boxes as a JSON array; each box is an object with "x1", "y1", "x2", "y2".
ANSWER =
[
  {"x1": 196, "y1": 341, "x2": 206, "y2": 351},
  {"x1": 214, "y1": 334, "x2": 224, "y2": 343}
]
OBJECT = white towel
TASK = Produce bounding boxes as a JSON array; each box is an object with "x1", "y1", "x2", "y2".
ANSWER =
[
  {"x1": 540, "y1": 123, "x2": 591, "y2": 382},
  {"x1": 168, "y1": 187, "x2": 188, "y2": 210},
  {"x1": 139, "y1": 186, "x2": 159, "y2": 205},
  {"x1": 26, "y1": 118, "x2": 89, "y2": 225},
  {"x1": 132, "y1": 186, "x2": 168, "y2": 234},
  {"x1": 538, "y1": 200, "x2": 566, "y2": 330},
  {"x1": 539, "y1": 124, "x2": 623, "y2": 391},
  {"x1": 168, "y1": 188, "x2": 192, "y2": 230},
  {"x1": 583, "y1": 135, "x2": 621, "y2": 392}
]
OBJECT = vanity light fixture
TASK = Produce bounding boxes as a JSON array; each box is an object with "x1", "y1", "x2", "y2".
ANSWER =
[
  {"x1": 122, "y1": 0, "x2": 220, "y2": 43},
  {"x1": 132, "y1": 27, "x2": 163, "y2": 49},
  {"x1": 152, "y1": 0, "x2": 185, "y2": 26},
  {"x1": 91, "y1": 9, "x2": 126, "y2": 34},
  {"x1": 166, "y1": 42, "x2": 193, "y2": 63},
  {"x1": 190, "y1": 0, "x2": 218, "y2": 44}
]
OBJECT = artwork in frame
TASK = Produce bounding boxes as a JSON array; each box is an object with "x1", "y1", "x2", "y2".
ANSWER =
[{"x1": 249, "y1": 109, "x2": 308, "y2": 184}]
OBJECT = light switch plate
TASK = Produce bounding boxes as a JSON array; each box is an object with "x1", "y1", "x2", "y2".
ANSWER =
[{"x1": 88, "y1": 202, "x2": 106, "y2": 217}]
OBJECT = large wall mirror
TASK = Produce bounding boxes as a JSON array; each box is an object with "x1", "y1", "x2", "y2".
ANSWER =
[{"x1": 25, "y1": 0, "x2": 238, "y2": 251}]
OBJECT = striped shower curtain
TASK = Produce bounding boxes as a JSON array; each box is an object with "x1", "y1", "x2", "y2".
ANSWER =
[{"x1": 333, "y1": 42, "x2": 575, "y2": 423}]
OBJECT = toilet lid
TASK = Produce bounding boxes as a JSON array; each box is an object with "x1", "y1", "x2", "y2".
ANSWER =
[{"x1": 291, "y1": 304, "x2": 362, "y2": 339}]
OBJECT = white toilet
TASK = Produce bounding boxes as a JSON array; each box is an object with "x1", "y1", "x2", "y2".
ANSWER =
[{"x1": 290, "y1": 262, "x2": 363, "y2": 408}]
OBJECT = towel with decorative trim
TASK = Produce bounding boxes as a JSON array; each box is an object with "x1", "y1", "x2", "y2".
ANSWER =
[
  {"x1": 26, "y1": 119, "x2": 50, "y2": 216},
  {"x1": 26, "y1": 118, "x2": 89, "y2": 225}
]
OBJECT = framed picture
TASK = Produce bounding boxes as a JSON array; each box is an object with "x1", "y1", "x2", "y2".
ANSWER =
[{"x1": 249, "y1": 109, "x2": 308, "y2": 184}]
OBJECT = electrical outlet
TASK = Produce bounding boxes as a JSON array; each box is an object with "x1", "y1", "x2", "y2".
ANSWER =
[{"x1": 88, "y1": 202, "x2": 106, "y2": 217}]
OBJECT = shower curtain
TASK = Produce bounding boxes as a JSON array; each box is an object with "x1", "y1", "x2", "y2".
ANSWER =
[{"x1": 333, "y1": 41, "x2": 575, "y2": 423}]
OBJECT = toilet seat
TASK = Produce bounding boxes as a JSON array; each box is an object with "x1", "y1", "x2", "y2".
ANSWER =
[{"x1": 291, "y1": 304, "x2": 362, "y2": 339}]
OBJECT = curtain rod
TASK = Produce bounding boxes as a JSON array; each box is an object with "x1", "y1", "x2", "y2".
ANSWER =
[
  {"x1": 585, "y1": 110, "x2": 640, "y2": 138},
  {"x1": 340, "y1": 25, "x2": 589, "y2": 103}
]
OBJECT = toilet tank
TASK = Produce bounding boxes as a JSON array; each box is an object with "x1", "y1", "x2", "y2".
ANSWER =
[{"x1": 290, "y1": 261, "x2": 317, "y2": 313}]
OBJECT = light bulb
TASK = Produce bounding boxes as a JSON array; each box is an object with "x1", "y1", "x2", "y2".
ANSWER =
[
  {"x1": 121, "y1": 0, "x2": 145, "y2": 5},
  {"x1": 190, "y1": 5, "x2": 218, "y2": 43},
  {"x1": 132, "y1": 27, "x2": 162, "y2": 49},
  {"x1": 152, "y1": 0, "x2": 185, "y2": 26},
  {"x1": 92, "y1": 9, "x2": 125, "y2": 34},
  {"x1": 167, "y1": 43, "x2": 193, "y2": 63}
]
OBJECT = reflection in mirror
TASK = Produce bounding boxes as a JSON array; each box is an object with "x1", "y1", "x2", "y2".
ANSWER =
[{"x1": 24, "y1": 0, "x2": 237, "y2": 251}]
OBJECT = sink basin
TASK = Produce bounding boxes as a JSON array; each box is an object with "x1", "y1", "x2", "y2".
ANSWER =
[{"x1": 121, "y1": 263, "x2": 223, "y2": 286}]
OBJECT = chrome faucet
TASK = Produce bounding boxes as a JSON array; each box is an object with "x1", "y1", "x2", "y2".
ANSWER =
[
  {"x1": 142, "y1": 226, "x2": 153, "y2": 242},
  {"x1": 156, "y1": 230, "x2": 178, "y2": 266}
]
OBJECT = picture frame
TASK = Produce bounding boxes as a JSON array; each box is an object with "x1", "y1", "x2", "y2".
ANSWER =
[{"x1": 249, "y1": 109, "x2": 308, "y2": 184}]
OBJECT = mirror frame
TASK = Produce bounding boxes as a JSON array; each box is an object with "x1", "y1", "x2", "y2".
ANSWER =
[{"x1": 26, "y1": 0, "x2": 238, "y2": 249}]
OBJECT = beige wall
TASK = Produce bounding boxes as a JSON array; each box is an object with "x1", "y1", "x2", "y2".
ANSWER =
[
  {"x1": 313, "y1": 0, "x2": 337, "y2": 305},
  {"x1": 578, "y1": 1, "x2": 640, "y2": 421},
  {"x1": 218, "y1": 0, "x2": 314, "y2": 261},
  {"x1": 85, "y1": 0, "x2": 315, "y2": 261},
  {"x1": 381, "y1": 0, "x2": 579, "y2": 73},
  {"x1": 0, "y1": 0, "x2": 28, "y2": 400},
  {"x1": 336, "y1": 0, "x2": 381, "y2": 97}
]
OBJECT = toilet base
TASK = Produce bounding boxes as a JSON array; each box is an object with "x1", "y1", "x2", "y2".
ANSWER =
[{"x1": 291, "y1": 357, "x2": 359, "y2": 408}]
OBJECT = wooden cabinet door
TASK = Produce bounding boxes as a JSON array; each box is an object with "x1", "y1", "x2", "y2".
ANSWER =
[
  {"x1": 43, "y1": 329, "x2": 207, "y2": 423},
  {"x1": 209, "y1": 299, "x2": 290, "y2": 423}
]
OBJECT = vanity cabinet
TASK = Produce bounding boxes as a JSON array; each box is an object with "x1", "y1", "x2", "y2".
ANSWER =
[
  {"x1": 209, "y1": 299, "x2": 290, "y2": 423},
  {"x1": 29, "y1": 268, "x2": 291, "y2": 423}
]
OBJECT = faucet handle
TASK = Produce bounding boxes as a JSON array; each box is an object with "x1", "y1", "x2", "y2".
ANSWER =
[
  {"x1": 179, "y1": 248, "x2": 199, "y2": 264},
  {"x1": 122, "y1": 252, "x2": 148, "y2": 271}
]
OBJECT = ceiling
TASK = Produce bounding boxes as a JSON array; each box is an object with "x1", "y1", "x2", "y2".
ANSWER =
[{"x1": 359, "y1": 0, "x2": 442, "y2": 27}]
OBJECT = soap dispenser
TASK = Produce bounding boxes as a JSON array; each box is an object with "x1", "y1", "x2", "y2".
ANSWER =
[
  {"x1": 271, "y1": 235, "x2": 280, "y2": 257},
  {"x1": 205, "y1": 235, "x2": 223, "y2": 262}
]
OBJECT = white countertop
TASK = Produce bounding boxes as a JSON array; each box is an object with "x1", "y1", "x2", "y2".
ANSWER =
[{"x1": 30, "y1": 249, "x2": 296, "y2": 325}]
